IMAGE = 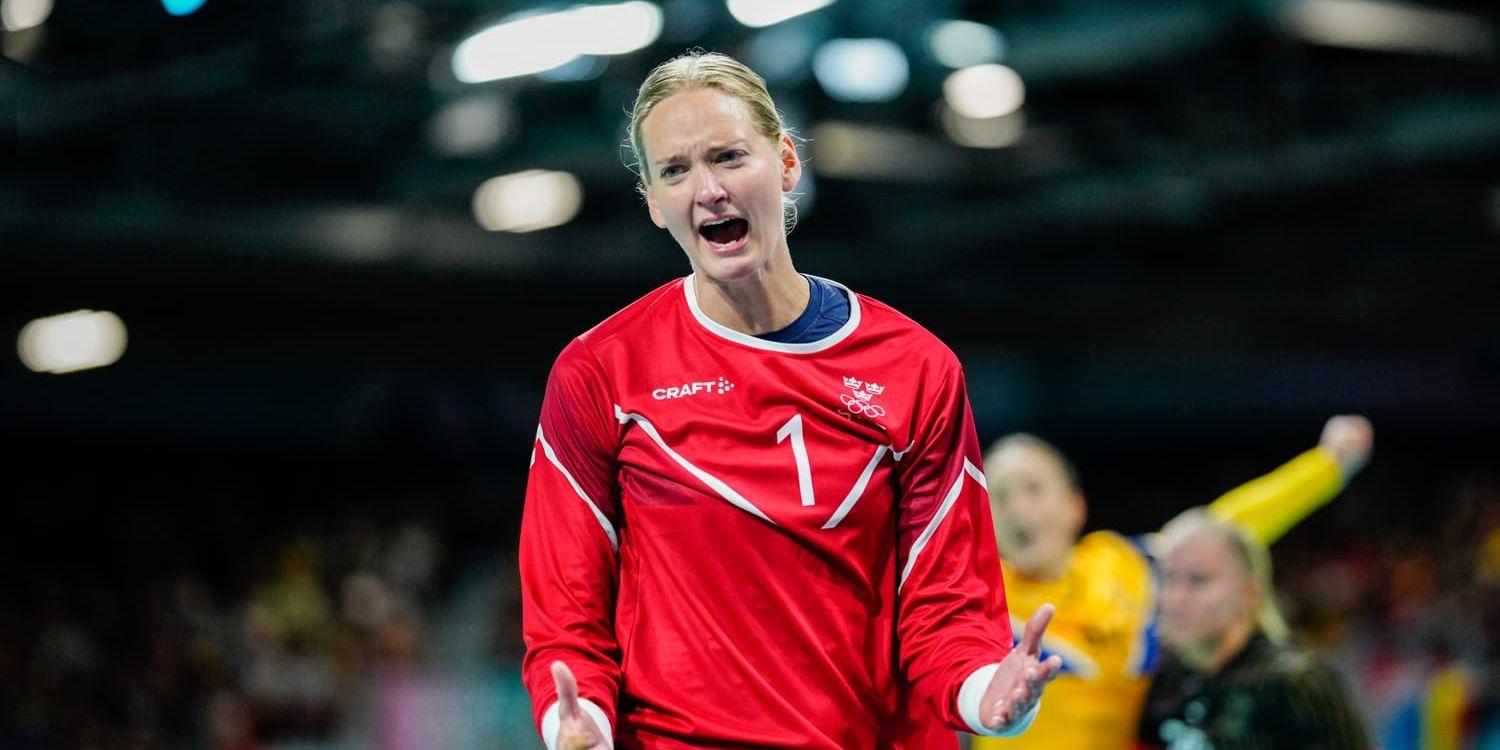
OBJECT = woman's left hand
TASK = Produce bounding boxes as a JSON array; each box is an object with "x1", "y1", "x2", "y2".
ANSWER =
[{"x1": 980, "y1": 603, "x2": 1064, "y2": 730}]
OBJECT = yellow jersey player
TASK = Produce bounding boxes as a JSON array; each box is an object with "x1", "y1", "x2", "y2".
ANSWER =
[{"x1": 971, "y1": 416, "x2": 1373, "y2": 750}]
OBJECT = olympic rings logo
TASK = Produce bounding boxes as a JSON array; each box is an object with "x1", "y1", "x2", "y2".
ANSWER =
[{"x1": 840, "y1": 393, "x2": 886, "y2": 418}]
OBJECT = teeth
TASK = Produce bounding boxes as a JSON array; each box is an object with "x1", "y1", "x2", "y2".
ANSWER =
[{"x1": 702, "y1": 217, "x2": 735, "y2": 227}]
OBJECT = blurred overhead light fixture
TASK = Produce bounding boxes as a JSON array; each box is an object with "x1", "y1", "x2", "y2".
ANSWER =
[
  {"x1": 1282, "y1": 0, "x2": 1493, "y2": 57},
  {"x1": 472, "y1": 170, "x2": 584, "y2": 232},
  {"x1": 535, "y1": 54, "x2": 609, "y2": 82},
  {"x1": 812, "y1": 38, "x2": 908, "y2": 103},
  {"x1": 940, "y1": 107, "x2": 1026, "y2": 149},
  {"x1": 452, "y1": 2, "x2": 663, "y2": 84},
  {"x1": 428, "y1": 94, "x2": 516, "y2": 157},
  {"x1": 161, "y1": 0, "x2": 207, "y2": 17},
  {"x1": 726, "y1": 0, "x2": 835, "y2": 29},
  {"x1": 0, "y1": 0, "x2": 52, "y2": 31},
  {"x1": 943, "y1": 64, "x2": 1025, "y2": 120},
  {"x1": 926, "y1": 20, "x2": 1006, "y2": 69},
  {"x1": 18, "y1": 310, "x2": 128, "y2": 375},
  {"x1": 809, "y1": 121, "x2": 961, "y2": 182}
]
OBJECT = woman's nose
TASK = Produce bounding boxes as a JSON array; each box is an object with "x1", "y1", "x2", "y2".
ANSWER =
[{"x1": 694, "y1": 171, "x2": 728, "y2": 206}]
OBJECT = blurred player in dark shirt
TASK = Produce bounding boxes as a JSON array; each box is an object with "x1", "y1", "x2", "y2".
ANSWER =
[{"x1": 1137, "y1": 510, "x2": 1370, "y2": 750}]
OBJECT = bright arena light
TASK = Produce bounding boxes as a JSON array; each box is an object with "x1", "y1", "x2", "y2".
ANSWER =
[
  {"x1": 940, "y1": 108, "x2": 1026, "y2": 149},
  {"x1": 726, "y1": 0, "x2": 836, "y2": 29},
  {"x1": 18, "y1": 310, "x2": 128, "y2": 375},
  {"x1": 472, "y1": 170, "x2": 584, "y2": 233},
  {"x1": 812, "y1": 38, "x2": 909, "y2": 103},
  {"x1": 427, "y1": 94, "x2": 515, "y2": 157},
  {"x1": 161, "y1": 0, "x2": 207, "y2": 17},
  {"x1": 943, "y1": 64, "x2": 1026, "y2": 120},
  {"x1": 926, "y1": 20, "x2": 1006, "y2": 69},
  {"x1": 1282, "y1": 0, "x2": 1493, "y2": 57},
  {"x1": 452, "y1": 2, "x2": 662, "y2": 84},
  {"x1": 572, "y1": 2, "x2": 663, "y2": 55},
  {"x1": 1, "y1": 0, "x2": 53, "y2": 32}
]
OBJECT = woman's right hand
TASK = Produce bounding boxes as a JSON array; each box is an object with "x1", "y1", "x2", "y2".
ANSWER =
[{"x1": 551, "y1": 661, "x2": 610, "y2": 750}]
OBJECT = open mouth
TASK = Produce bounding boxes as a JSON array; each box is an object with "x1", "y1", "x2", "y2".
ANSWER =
[{"x1": 698, "y1": 217, "x2": 750, "y2": 247}]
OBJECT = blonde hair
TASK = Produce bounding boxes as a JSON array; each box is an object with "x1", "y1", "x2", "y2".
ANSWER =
[
  {"x1": 627, "y1": 50, "x2": 799, "y2": 228},
  {"x1": 1158, "y1": 508, "x2": 1290, "y2": 644},
  {"x1": 984, "y1": 433, "x2": 1083, "y2": 491}
]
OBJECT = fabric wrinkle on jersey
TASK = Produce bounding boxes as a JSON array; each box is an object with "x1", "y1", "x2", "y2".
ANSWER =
[{"x1": 519, "y1": 275, "x2": 1016, "y2": 749}]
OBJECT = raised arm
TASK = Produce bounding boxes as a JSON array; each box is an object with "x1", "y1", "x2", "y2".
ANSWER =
[
  {"x1": 520, "y1": 339, "x2": 625, "y2": 750},
  {"x1": 1207, "y1": 415, "x2": 1373, "y2": 546},
  {"x1": 893, "y1": 361, "x2": 1059, "y2": 738}
]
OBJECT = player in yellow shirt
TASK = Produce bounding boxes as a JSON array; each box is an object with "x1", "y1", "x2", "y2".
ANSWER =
[{"x1": 973, "y1": 416, "x2": 1373, "y2": 750}]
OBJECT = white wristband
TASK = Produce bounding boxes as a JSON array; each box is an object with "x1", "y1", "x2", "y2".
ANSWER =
[{"x1": 957, "y1": 663, "x2": 1041, "y2": 737}]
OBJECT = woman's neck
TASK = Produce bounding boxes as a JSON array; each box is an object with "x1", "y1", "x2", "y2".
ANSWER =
[{"x1": 693, "y1": 254, "x2": 810, "y2": 335}]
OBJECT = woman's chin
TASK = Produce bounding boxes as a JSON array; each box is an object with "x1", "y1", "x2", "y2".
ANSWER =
[{"x1": 691, "y1": 248, "x2": 763, "y2": 284}]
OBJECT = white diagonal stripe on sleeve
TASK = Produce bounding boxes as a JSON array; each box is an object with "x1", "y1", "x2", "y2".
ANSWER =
[
  {"x1": 822, "y1": 445, "x2": 889, "y2": 529},
  {"x1": 614, "y1": 405, "x2": 775, "y2": 525},
  {"x1": 899, "y1": 457, "x2": 986, "y2": 590},
  {"x1": 535, "y1": 425, "x2": 619, "y2": 551},
  {"x1": 964, "y1": 459, "x2": 986, "y2": 487}
]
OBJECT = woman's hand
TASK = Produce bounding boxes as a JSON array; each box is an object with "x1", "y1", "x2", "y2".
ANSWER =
[
  {"x1": 980, "y1": 604, "x2": 1064, "y2": 730},
  {"x1": 551, "y1": 661, "x2": 610, "y2": 750}
]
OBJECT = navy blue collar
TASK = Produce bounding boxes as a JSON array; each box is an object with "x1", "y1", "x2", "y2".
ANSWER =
[{"x1": 756, "y1": 275, "x2": 852, "y2": 344}]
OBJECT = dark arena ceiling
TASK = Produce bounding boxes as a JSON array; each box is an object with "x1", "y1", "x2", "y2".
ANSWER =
[{"x1": 2, "y1": 0, "x2": 1498, "y2": 453}]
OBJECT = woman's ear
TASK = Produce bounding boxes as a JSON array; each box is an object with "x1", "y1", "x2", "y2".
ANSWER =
[{"x1": 779, "y1": 134, "x2": 802, "y2": 192}]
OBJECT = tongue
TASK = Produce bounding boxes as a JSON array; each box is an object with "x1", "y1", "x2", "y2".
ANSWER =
[{"x1": 701, "y1": 218, "x2": 749, "y2": 245}]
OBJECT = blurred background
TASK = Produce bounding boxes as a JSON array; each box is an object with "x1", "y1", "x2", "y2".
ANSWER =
[{"x1": 2, "y1": 0, "x2": 1499, "y2": 747}]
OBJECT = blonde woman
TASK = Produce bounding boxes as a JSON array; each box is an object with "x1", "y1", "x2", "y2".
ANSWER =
[
  {"x1": 518, "y1": 51, "x2": 1060, "y2": 750},
  {"x1": 1138, "y1": 510, "x2": 1370, "y2": 749}
]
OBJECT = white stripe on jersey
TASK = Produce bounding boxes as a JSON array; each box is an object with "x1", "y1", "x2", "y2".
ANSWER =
[
  {"x1": 535, "y1": 424, "x2": 620, "y2": 551},
  {"x1": 614, "y1": 405, "x2": 776, "y2": 525},
  {"x1": 899, "y1": 457, "x2": 986, "y2": 590},
  {"x1": 821, "y1": 445, "x2": 891, "y2": 530}
]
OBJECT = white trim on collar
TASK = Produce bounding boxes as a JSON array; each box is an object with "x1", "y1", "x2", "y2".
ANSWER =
[{"x1": 682, "y1": 273, "x2": 861, "y2": 354}]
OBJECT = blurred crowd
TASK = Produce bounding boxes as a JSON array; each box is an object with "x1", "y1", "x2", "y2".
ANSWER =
[
  {"x1": 3, "y1": 471, "x2": 1498, "y2": 749},
  {"x1": 1279, "y1": 473, "x2": 1500, "y2": 749},
  {"x1": 0, "y1": 513, "x2": 473, "y2": 750}
]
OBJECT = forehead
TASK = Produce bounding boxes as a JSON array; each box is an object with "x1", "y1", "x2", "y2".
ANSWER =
[
  {"x1": 640, "y1": 87, "x2": 760, "y2": 159},
  {"x1": 1164, "y1": 532, "x2": 1240, "y2": 574},
  {"x1": 991, "y1": 443, "x2": 1068, "y2": 481}
]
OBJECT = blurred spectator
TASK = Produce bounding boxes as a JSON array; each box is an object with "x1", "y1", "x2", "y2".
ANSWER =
[{"x1": 1138, "y1": 509, "x2": 1369, "y2": 749}]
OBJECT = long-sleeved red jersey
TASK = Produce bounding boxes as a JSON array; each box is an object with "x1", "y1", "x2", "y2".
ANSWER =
[{"x1": 520, "y1": 275, "x2": 1016, "y2": 749}]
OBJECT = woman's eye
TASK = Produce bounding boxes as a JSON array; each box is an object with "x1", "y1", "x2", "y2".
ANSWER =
[
  {"x1": 661, "y1": 165, "x2": 685, "y2": 179},
  {"x1": 717, "y1": 150, "x2": 744, "y2": 164}
]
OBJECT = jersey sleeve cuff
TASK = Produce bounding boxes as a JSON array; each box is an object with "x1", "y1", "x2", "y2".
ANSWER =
[
  {"x1": 957, "y1": 662, "x2": 1041, "y2": 738},
  {"x1": 541, "y1": 697, "x2": 614, "y2": 750}
]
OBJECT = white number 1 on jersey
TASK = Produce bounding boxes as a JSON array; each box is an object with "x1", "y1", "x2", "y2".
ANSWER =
[
  {"x1": 776, "y1": 412, "x2": 891, "y2": 529},
  {"x1": 776, "y1": 413, "x2": 817, "y2": 507}
]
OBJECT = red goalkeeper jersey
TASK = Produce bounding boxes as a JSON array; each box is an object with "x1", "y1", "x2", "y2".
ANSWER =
[{"x1": 520, "y1": 275, "x2": 1016, "y2": 749}]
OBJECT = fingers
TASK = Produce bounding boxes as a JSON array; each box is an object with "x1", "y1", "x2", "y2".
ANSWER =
[
  {"x1": 985, "y1": 651, "x2": 1064, "y2": 729},
  {"x1": 1320, "y1": 415, "x2": 1373, "y2": 474},
  {"x1": 551, "y1": 660, "x2": 580, "y2": 722},
  {"x1": 987, "y1": 683, "x2": 1036, "y2": 729},
  {"x1": 1038, "y1": 654, "x2": 1063, "y2": 683},
  {"x1": 1018, "y1": 603, "x2": 1055, "y2": 657}
]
